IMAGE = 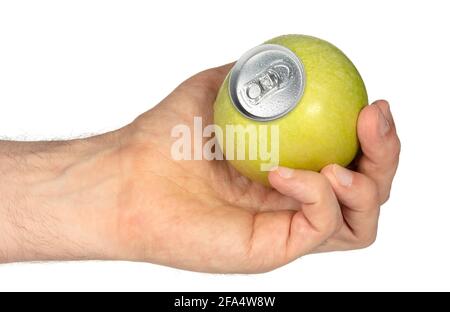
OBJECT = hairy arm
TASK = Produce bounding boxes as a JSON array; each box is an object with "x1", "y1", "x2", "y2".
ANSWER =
[{"x1": 0, "y1": 133, "x2": 123, "y2": 263}]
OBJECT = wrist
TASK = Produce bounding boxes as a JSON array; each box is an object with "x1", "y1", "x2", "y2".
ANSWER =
[{"x1": 0, "y1": 129, "x2": 128, "y2": 263}]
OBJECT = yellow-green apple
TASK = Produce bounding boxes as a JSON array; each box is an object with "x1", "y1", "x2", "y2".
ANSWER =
[{"x1": 214, "y1": 35, "x2": 368, "y2": 185}]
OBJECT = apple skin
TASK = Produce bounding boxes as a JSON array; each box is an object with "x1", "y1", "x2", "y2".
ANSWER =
[{"x1": 214, "y1": 35, "x2": 368, "y2": 185}]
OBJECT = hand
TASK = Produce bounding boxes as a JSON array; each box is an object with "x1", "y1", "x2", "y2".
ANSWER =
[{"x1": 0, "y1": 64, "x2": 400, "y2": 273}]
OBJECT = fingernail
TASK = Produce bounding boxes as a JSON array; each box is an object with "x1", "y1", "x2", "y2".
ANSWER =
[
  {"x1": 377, "y1": 105, "x2": 390, "y2": 136},
  {"x1": 333, "y1": 164, "x2": 353, "y2": 187},
  {"x1": 276, "y1": 166, "x2": 295, "y2": 178}
]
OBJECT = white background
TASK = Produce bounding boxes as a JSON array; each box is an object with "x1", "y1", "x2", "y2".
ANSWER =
[{"x1": 0, "y1": 0, "x2": 449, "y2": 291}]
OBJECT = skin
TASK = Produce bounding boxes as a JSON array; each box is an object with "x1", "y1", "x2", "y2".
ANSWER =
[{"x1": 0, "y1": 64, "x2": 400, "y2": 273}]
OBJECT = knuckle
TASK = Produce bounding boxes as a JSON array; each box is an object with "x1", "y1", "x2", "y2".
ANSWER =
[
  {"x1": 322, "y1": 212, "x2": 343, "y2": 237},
  {"x1": 380, "y1": 186, "x2": 391, "y2": 204},
  {"x1": 354, "y1": 230, "x2": 378, "y2": 249},
  {"x1": 362, "y1": 175, "x2": 386, "y2": 206},
  {"x1": 367, "y1": 178, "x2": 381, "y2": 204},
  {"x1": 314, "y1": 174, "x2": 333, "y2": 196},
  {"x1": 392, "y1": 137, "x2": 401, "y2": 159},
  {"x1": 333, "y1": 215, "x2": 345, "y2": 233},
  {"x1": 322, "y1": 219, "x2": 336, "y2": 235}
]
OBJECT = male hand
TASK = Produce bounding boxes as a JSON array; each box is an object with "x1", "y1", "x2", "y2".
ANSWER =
[{"x1": 0, "y1": 64, "x2": 400, "y2": 273}]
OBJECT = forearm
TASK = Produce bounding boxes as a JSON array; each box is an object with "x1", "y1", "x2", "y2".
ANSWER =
[{"x1": 0, "y1": 132, "x2": 124, "y2": 263}]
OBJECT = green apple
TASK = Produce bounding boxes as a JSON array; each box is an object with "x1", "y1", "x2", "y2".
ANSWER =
[{"x1": 213, "y1": 34, "x2": 368, "y2": 185}]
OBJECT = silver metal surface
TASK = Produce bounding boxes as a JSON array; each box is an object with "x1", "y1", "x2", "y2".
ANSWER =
[{"x1": 229, "y1": 44, "x2": 305, "y2": 121}]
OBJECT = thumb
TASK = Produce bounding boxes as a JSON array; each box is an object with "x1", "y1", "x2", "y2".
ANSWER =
[{"x1": 268, "y1": 167, "x2": 343, "y2": 257}]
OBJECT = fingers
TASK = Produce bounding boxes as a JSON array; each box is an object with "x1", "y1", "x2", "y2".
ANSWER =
[
  {"x1": 261, "y1": 167, "x2": 343, "y2": 261},
  {"x1": 321, "y1": 164, "x2": 380, "y2": 249},
  {"x1": 357, "y1": 100, "x2": 401, "y2": 203}
]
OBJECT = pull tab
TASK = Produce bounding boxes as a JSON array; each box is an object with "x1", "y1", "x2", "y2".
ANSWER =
[
  {"x1": 241, "y1": 61, "x2": 294, "y2": 106},
  {"x1": 229, "y1": 43, "x2": 305, "y2": 121}
]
